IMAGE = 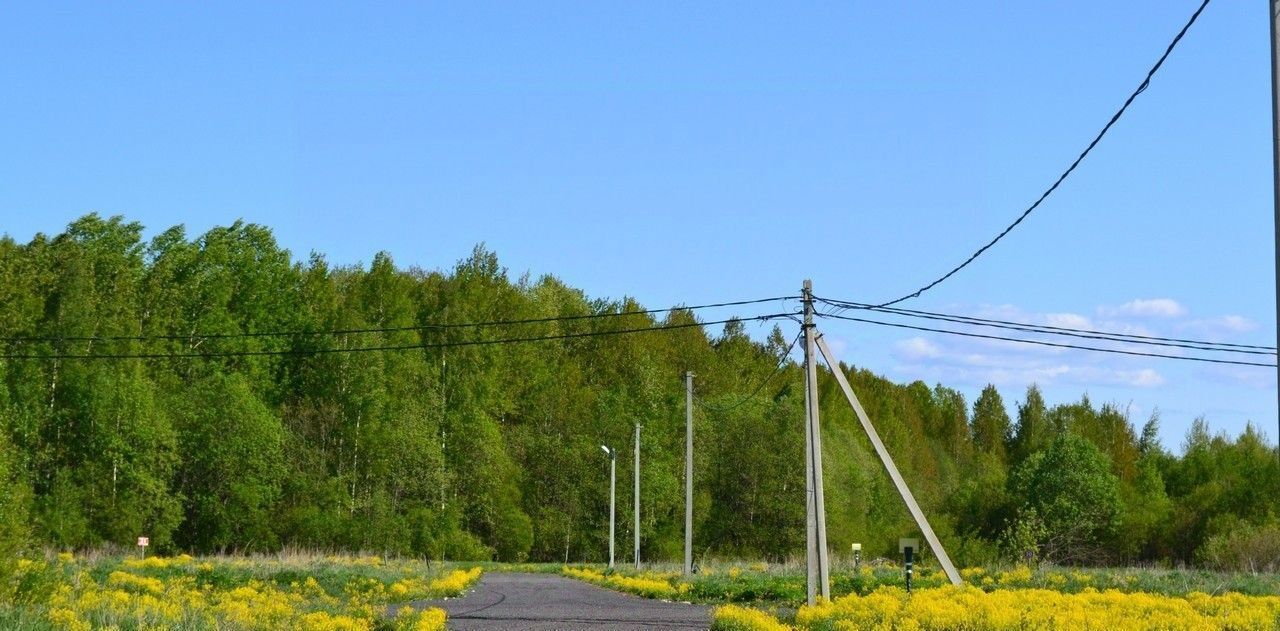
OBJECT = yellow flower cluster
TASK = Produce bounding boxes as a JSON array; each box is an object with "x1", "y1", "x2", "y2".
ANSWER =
[
  {"x1": 793, "y1": 585, "x2": 1280, "y2": 631},
  {"x1": 428, "y1": 567, "x2": 483, "y2": 596},
  {"x1": 562, "y1": 567, "x2": 692, "y2": 600},
  {"x1": 712, "y1": 604, "x2": 792, "y2": 631},
  {"x1": 11, "y1": 555, "x2": 465, "y2": 631},
  {"x1": 392, "y1": 605, "x2": 448, "y2": 631}
]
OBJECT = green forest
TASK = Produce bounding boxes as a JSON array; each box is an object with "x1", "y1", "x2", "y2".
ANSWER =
[{"x1": 0, "y1": 214, "x2": 1277, "y2": 570}]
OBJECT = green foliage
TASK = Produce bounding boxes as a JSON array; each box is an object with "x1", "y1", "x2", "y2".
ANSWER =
[
  {"x1": 0, "y1": 214, "x2": 1275, "y2": 569},
  {"x1": 971, "y1": 385, "x2": 1011, "y2": 463},
  {"x1": 1197, "y1": 519, "x2": 1280, "y2": 573},
  {"x1": 1006, "y1": 434, "x2": 1121, "y2": 564},
  {"x1": 0, "y1": 426, "x2": 31, "y2": 580},
  {"x1": 171, "y1": 373, "x2": 285, "y2": 551}
]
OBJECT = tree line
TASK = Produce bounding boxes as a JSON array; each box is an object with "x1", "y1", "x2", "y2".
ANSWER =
[{"x1": 0, "y1": 214, "x2": 1276, "y2": 569}]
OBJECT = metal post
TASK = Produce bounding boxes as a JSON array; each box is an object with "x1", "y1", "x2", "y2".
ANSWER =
[
  {"x1": 634, "y1": 422, "x2": 641, "y2": 570},
  {"x1": 1270, "y1": 0, "x2": 1280, "y2": 460},
  {"x1": 803, "y1": 281, "x2": 831, "y2": 601},
  {"x1": 684, "y1": 371, "x2": 694, "y2": 576},
  {"x1": 904, "y1": 546, "x2": 914, "y2": 594}
]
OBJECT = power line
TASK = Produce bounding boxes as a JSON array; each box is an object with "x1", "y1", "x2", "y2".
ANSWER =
[
  {"x1": 876, "y1": 0, "x2": 1212, "y2": 308},
  {"x1": 696, "y1": 331, "x2": 802, "y2": 413},
  {"x1": 0, "y1": 313, "x2": 799, "y2": 361},
  {"x1": 816, "y1": 311, "x2": 1276, "y2": 368},
  {"x1": 0, "y1": 296, "x2": 798, "y2": 344},
  {"x1": 815, "y1": 297, "x2": 1276, "y2": 355}
]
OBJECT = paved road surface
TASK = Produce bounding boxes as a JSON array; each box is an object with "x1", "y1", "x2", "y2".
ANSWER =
[{"x1": 402, "y1": 572, "x2": 711, "y2": 630}]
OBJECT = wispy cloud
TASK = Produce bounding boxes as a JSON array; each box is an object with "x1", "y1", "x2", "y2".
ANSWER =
[
  {"x1": 1099, "y1": 298, "x2": 1187, "y2": 318},
  {"x1": 894, "y1": 336, "x2": 941, "y2": 360},
  {"x1": 890, "y1": 335, "x2": 1165, "y2": 389},
  {"x1": 860, "y1": 293, "x2": 1271, "y2": 450},
  {"x1": 881, "y1": 297, "x2": 1264, "y2": 392},
  {"x1": 1182, "y1": 315, "x2": 1259, "y2": 336}
]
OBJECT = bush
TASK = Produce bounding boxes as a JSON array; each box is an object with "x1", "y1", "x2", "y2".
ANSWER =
[
  {"x1": 0, "y1": 430, "x2": 31, "y2": 584},
  {"x1": 1005, "y1": 434, "x2": 1120, "y2": 564},
  {"x1": 1198, "y1": 521, "x2": 1280, "y2": 573}
]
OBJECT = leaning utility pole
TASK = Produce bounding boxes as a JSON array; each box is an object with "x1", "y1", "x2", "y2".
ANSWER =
[
  {"x1": 799, "y1": 280, "x2": 962, "y2": 588},
  {"x1": 684, "y1": 371, "x2": 694, "y2": 576},
  {"x1": 1270, "y1": 0, "x2": 1280, "y2": 459},
  {"x1": 634, "y1": 422, "x2": 641, "y2": 570},
  {"x1": 802, "y1": 281, "x2": 831, "y2": 603}
]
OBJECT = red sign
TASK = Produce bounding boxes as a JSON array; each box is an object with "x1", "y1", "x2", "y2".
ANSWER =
[{"x1": 137, "y1": 537, "x2": 149, "y2": 547}]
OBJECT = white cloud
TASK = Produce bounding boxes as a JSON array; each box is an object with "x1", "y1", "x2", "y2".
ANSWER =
[
  {"x1": 1044, "y1": 312, "x2": 1093, "y2": 329},
  {"x1": 1196, "y1": 366, "x2": 1276, "y2": 390},
  {"x1": 1191, "y1": 315, "x2": 1259, "y2": 334},
  {"x1": 1217, "y1": 316, "x2": 1257, "y2": 332},
  {"x1": 1099, "y1": 298, "x2": 1186, "y2": 318},
  {"x1": 894, "y1": 336, "x2": 941, "y2": 360},
  {"x1": 871, "y1": 298, "x2": 1264, "y2": 397},
  {"x1": 1115, "y1": 369, "x2": 1165, "y2": 388}
]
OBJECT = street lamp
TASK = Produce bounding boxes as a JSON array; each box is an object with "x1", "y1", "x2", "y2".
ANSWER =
[{"x1": 602, "y1": 445, "x2": 616, "y2": 569}]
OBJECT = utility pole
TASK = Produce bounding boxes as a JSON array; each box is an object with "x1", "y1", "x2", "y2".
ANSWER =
[
  {"x1": 803, "y1": 336, "x2": 817, "y2": 605},
  {"x1": 1271, "y1": 0, "x2": 1280, "y2": 460},
  {"x1": 802, "y1": 280, "x2": 831, "y2": 602},
  {"x1": 602, "y1": 445, "x2": 616, "y2": 569},
  {"x1": 684, "y1": 371, "x2": 694, "y2": 576},
  {"x1": 634, "y1": 422, "x2": 641, "y2": 570}
]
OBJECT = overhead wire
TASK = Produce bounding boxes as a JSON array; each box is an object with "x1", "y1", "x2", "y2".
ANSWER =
[
  {"x1": 874, "y1": 0, "x2": 1213, "y2": 308},
  {"x1": 0, "y1": 312, "x2": 800, "y2": 361},
  {"x1": 696, "y1": 331, "x2": 803, "y2": 413},
  {"x1": 0, "y1": 295, "x2": 798, "y2": 344},
  {"x1": 814, "y1": 296, "x2": 1276, "y2": 355},
  {"x1": 816, "y1": 311, "x2": 1276, "y2": 368}
]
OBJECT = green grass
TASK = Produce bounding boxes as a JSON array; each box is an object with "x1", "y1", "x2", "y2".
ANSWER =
[{"x1": 551, "y1": 559, "x2": 1280, "y2": 610}]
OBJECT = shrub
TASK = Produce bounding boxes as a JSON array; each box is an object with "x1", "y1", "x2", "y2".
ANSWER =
[{"x1": 1198, "y1": 521, "x2": 1280, "y2": 573}]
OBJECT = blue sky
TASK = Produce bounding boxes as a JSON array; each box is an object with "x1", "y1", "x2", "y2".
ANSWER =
[{"x1": 2, "y1": 1, "x2": 1273, "y2": 451}]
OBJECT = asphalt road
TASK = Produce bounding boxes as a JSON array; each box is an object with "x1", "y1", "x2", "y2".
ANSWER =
[{"x1": 401, "y1": 572, "x2": 711, "y2": 630}]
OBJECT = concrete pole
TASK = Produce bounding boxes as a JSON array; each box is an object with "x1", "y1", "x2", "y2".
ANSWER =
[
  {"x1": 815, "y1": 334, "x2": 964, "y2": 586},
  {"x1": 803, "y1": 280, "x2": 831, "y2": 600},
  {"x1": 1270, "y1": 0, "x2": 1280, "y2": 459},
  {"x1": 803, "y1": 339, "x2": 817, "y2": 606},
  {"x1": 684, "y1": 371, "x2": 694, "y2": 575},
  {"x1": 634, "y1": 422, "x2": 641, "y2": 570}
]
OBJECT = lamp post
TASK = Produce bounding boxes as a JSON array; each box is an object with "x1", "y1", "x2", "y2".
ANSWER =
[
  {"x1": 602, "y1": 445, "x2": 616, "y2": 569},
  {"x1": 634, "y1": 423, "x2": 641, "y2": 570}
]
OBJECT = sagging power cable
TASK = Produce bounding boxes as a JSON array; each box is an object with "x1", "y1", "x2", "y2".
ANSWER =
[{"x1": 875, "y1": 0, "x2": 1212, "y2": 307}]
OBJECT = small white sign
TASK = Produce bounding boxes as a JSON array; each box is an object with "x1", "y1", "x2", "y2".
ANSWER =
[{"x1": 137, "y1": 537, "x2": 150, "y2": 547}]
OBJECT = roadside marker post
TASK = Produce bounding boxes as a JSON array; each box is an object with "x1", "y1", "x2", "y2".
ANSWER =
[{"x1": 899, "y1": 538, "x2": 918, "y2": 593}]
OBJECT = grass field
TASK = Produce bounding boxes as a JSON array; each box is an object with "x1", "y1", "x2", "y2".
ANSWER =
[
  {"x1": 6, "y1": 554, "x2": 1280, "y2": 629},
  {"x1": 554, "y1": 560, "x2": 1280, "y2": 630},
  {"x1": 0, "y1": 552, "x2": 481, "y2": 630}
]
